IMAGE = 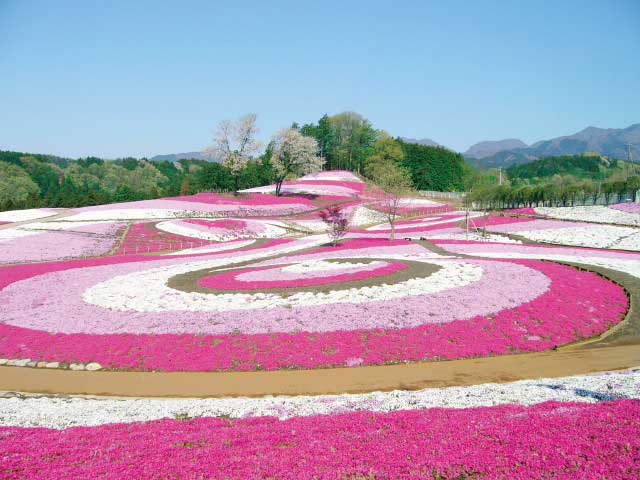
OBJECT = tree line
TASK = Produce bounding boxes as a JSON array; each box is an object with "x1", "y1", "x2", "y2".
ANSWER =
[
  {"x1": 1, "y1": 111, "x2": 471, "y2": 212},
  {"x1": 466, "y1": 175, "x2": 640, "y2": 209}
]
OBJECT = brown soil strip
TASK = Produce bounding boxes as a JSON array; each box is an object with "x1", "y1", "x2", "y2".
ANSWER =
[{"x1": 0, "y1": 343, "x2": 638, "y2": 398}]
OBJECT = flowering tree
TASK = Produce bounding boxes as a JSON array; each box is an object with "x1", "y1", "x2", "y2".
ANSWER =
[
  {"x1": 371, "y1": 162, "x2": 413, "y2": 240},
  {"x1": 319, "y1": 205, "x2": 349, "y2": 246},
  {"x1": 206, "y1": 114, "x2": 262, "y2": 193},
  {"x1": 270, "y1": 128, "x2": 324, "y2": 196}
]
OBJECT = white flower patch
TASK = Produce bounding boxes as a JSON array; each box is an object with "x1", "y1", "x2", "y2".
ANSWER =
[
  {"x1": 82, "y1": 258, "x2": 483, "y2": 313},
  {"x1": 536, "y1": 206, "x2": 640, "y2": 226},
  {"x1": 17, "y1": 221, "x2": 116, "y2": 231},
  {"x1": 0, "y1": 228, "x2": 38, "y2": 242},
  {"x1": 300, "y1": 171, "x2": 362, "y2": 182},
  {"x1": 397, "y1": 198, "x2": 444, "y2": 207},
  {"x1": 462, "y1": 252, "x2": 640, "y2": 280},
  {"x1": 426, "y1": 232, "x2": 523, "y2": 244},
  {"x1": 0, "y1": 208, "x2": 60, "y2": 223},
  {"x1": 367, "y1": 211, "x2": 483, "y2": 231},
  {"x1": 1, "y1": 367, "x2": 637, "y2": 428},
  {"x1": 349, "y1": 207, "x2": 388, "y2": 227},
  {"x1": 155, "y1": 219, "x2": 290, "y2": 241},
  {"x1": 286, "y1": 219, "x2": 328, "y2": 233},
  {"x1": 0, "y1": 221, "x2": 115, "y2": 242},
  {"x1": 517, "y1": 225, "x2": 640, "y2": 251}
]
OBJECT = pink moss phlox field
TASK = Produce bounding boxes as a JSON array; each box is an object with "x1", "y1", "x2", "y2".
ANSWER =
[
  {"x1": 0, "y1": 252, "x2": 627, "y2": 370},
  {"x1": 610, "y1": 202, "x2": 640, "y2": 215},
  {"x1": 73, "y1": 195, "x2": 315, "y2": 217},
  {"x1": 186, "y1": 218, "x2": 247, "y2": 230},
  {"x1": 506, "y1": 207, "x2": 541, "y2": 216},
  {"x1": 177, "y1": 218, "x2": 276, "y2": 237},
  {"x1": 0, "y1": 222, "x2": 123, "y2": 263},
  {"x1": 245, "y1": 179, "x2": 365, "y2": 197},
  {"x1": 167, "y1": 191, "x2": 317, "y2": 208},
  {"x1": 116, "y1": 222, "x2": 214, "y2": 254},
  {"x1": 1, "y1": 400, "x2": 639, "y2": 479},
  {"x1": 197, "y1": 260, "x2": 407, "y2": 290},
  {"x1": 0, "y1": 237, "x2": 294, "y2": 291},
  {"x1": 0, "y1": 249, "x2": 549, "y2": 335}
]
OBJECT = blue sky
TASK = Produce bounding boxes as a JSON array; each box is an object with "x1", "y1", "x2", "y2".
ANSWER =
[{"x1": 1, "y1": 0, "x2": 638, "y2": 158}]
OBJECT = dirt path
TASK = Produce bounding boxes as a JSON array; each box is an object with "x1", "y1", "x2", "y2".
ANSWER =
[{"x1": 0, "y1": 342, "x2": 638, "y2": 398}]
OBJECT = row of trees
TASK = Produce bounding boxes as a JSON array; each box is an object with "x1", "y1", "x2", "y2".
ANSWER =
[{"x1": 466, "y1": 175, "x2": 640, "y2": 209}]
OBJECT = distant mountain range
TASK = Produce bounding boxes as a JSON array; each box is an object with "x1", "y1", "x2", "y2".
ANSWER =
[
  {"x1": 151, "y1": 150, "x2": 221, "y2": 162},
  {"x1": 152, "y1": 123, "x2": 640, "y2": 169},
  {"x1": 399, "y1": 137, "x2": 441, "y2": 147},
  {"x1": 464, "y1": 139, "x2": 527, "y2": 159},
  {"x1": 464, "y1": 123, "x2": 640, "y2": 169}
]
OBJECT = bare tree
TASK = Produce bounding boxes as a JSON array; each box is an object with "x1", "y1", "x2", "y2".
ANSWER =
[
  {"x1": 270, "y1": 128, "x2": 324, "y2": 195},
  {"x1": 205, "y1": 114, "x2": 262, "y2": 193},
  {"x1": 371, "y1": 163, "x2": 413, "y2": 240}
]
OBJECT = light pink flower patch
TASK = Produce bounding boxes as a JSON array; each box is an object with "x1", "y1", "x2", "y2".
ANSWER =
[
  {"x1": 0, "y1": 222, "x2": 124, "y2": 263},
  {"x1": 610, "y1": 202, "x2": 640, "y2": 214}
]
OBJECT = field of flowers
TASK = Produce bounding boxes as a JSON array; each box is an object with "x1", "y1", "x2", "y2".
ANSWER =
[
  {"x1": 1, "y1": 399, "x2": 638, "y2": 479},
  {"x1": 1, "y1": 172, "x2": 639, "y2": 478},
  {"x1": 0, "y1": 236, "x2": 628, "y2": 371},
  {"x1": 509, "y1": 203, "x2": 640, "y2": 226}
]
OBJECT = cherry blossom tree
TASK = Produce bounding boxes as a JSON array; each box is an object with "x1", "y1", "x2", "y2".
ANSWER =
[
  {"x1": 206, "y1": 114, "x2": 262, "y2": 193},
  {"x1": 270, "y1": 128, "x2": 324, "y2": 196}
]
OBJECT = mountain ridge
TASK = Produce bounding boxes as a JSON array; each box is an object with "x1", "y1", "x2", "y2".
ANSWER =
[{"x1": 466, "y1": 123, "x2": 640, "y2": 169}]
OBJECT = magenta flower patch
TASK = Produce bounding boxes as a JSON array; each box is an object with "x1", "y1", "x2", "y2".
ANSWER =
[{"x1": 1, "y1": 399, "x2": 638, "y2": 479}]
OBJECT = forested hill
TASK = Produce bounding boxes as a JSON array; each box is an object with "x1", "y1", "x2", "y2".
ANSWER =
[
  {"x1": 506, "y1": 154, "x2": 639, "y2": 183},
  {"x1": 396, "y1": 140, "x2": 467, "y2": 191},
  {"x1": 0, "y1": 150, "x2": 283, "y2": 211}
]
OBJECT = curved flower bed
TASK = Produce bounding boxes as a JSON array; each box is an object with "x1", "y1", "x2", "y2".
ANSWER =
[
  {"x1": 476, "y1": 215, "x2": 640, "y2": 251},
  {"x1": 0, "y1": 237, "x2": 627, "y2": 371},
  {"x1": 67, "y1": 194, "x2": 317, "y2": 221},
  {"x1": 513, "y1": 204, "x2": 640, "y2": 226},
  {"x1": 116, "y1": 222, "x2": 215, "y2": 254},
  {"x1": 433, "y1": 240, "x2": 640, "y2": 279},
  {"x1": 1, "y1": 399, "x2": 638, "y2": 479},
  {"x1": 196, "y1": 259, "x2": 408, "y2": 290},
  {"x1": 155, "y1": 217, "x2": 291, "y2": 241},
  {"x1": 0, "y1": 221, "x2": 124, "y2": 263},
  {"x1": 0, "y1": 208, "x2": 63, "y2": 223},
  {"x1": 241, "y1": 176, "x2": 366, "y2": 197}
]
